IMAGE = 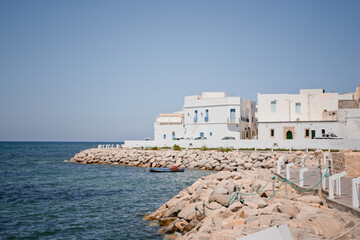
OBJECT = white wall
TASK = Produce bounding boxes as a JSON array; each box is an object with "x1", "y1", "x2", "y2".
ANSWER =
[
  {"x1": 338, "y1": 109, "x2": 360, "y2": 139},
  {"x1": 308, "y1": 93, "x2": 338, "y2": 120},
  {"x1": 257, "y1": 90, "x2": 339, "y2": 122},
  {"x1": 257, "y1": 93, "x2": 309, "y2": 122},
  {"x1": 258, "y1": 121, "x2": 339, "y2": 141},
  {"x1": 123, "y1": 138, "x2": 360, "y2": 150},
  {"x1": 154, "y1": 123, "x2": 185, "y2": 141}
]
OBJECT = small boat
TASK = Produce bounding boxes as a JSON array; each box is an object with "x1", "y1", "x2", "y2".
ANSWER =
[{"x1": 148, "y1": 166, "x2": 185, "y2": 172}]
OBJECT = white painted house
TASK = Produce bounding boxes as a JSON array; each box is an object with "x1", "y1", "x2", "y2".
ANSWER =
[
  {"x1": 154, "y1": 92, "x2": 257, "y2": 141},
  {"x1": 257, "y1": 86, "x2": 360, "y2": 141}
]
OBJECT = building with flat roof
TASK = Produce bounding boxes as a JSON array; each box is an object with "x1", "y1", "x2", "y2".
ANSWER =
[
  {"x1": 257, "y1": 86, "x2": 360, "y2": 141},
  {"x1": 154, "y1": 92, "x2": 257, "y2": 141}
]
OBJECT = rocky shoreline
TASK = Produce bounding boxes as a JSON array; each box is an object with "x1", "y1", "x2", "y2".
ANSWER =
[
  {"x1": 67, "y1": 148, "x2": 360, "y2": 239},
  {"x1": 67, "y1": 148, "x2": 325, "y2": 171},
  {"x1": 144, "y1": 170, "x2": 360, "y2": 240}
]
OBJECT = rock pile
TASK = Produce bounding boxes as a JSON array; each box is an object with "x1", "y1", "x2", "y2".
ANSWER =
[
  {"x1": 67, "y1": 149, "x2": 325, "y2": 171},
  {"x1": 144, "y1": 170, "x2": 359, "y2": 240}
]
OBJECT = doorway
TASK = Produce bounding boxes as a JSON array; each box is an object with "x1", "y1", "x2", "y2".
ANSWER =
[{"x1": 286, "y1": 131, "x2": 293, "y2": 139}]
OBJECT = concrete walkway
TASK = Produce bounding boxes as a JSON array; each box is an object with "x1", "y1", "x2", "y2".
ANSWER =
[{"x1": 276, "y1": 166, "x2": 360, "y2": 216}]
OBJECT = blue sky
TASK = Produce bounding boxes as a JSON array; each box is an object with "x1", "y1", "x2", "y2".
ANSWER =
[{"x1": 0, "y1": 0, "x2": 359, "y2": 141}]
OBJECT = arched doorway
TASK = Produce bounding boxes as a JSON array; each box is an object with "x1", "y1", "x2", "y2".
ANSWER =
[{"x1": 286, "y1": 131, "x2": 293, "y2": 139}]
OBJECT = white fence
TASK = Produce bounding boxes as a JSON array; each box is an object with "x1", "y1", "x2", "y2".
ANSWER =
[{"x1": 123, "y1": 138, "x2": 360, "y2": 150}]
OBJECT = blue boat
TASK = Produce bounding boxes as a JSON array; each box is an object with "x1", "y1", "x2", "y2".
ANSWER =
[{"x1": 148, "y1": 167, "x2": 185, "y2": 172}]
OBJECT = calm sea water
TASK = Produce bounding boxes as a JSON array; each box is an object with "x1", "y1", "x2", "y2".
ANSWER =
[{"x1": 0, "y1": 142, "x2": 212, "y2": 240}]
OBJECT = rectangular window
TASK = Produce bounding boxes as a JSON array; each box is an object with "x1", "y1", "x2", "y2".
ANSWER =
[
  {"x1": 270, "y1": 129, "x2": 275, "y2": 137},
  {"x1": 163, "y1": 134, "x2": 166, "y2": 139},
  {"x1": 296, "y1": 102, "x2": 301, "y2": 113},
  {"x1": 200, "y1": 132, "x2": 204, "y2": 138},
  {"x1": 230, "y1": 109, "x2": 236, "y2": 122},
  {"x1": 205, "y1": 109, "x2": 209, "y2": 122},
  {"x1": 194, "y1": 110, "x2": 198, "y2": 123},
  {"x1": 322, "y1": 129, "x2": 325, "y2": 137},
  {"x1": 305, "y1": 129, "x2": 310, "y2": 138},
  {"x1": 271, "y1": 101, "x2": 276, "y2": 112}
]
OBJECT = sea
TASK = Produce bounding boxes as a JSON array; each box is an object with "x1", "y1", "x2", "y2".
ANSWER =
[{"x1": 0, "y1": 142, "x2": 213, "y2": 240}]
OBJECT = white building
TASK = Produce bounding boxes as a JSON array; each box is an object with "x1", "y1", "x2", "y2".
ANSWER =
[
  {"x1": 257, "y1": 86, "x2": 360, "y2": 141},
  {"x1": 154, "y1": 92, "x2": 257, "y2": 141}
]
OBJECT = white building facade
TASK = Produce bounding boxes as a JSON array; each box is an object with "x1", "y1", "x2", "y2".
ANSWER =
[
  {"x1": 154, "y1": 92, "x2": 257, "y2": 141},
  {"x1": 257, "y1": 87, "x2": 360, "y2": 142}
]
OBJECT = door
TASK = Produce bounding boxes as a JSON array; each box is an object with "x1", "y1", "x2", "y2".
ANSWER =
[
  {"x1": 286, "y1": 131, "x2": 293, "y2": 139},
  {"x1": 200, "y1": 132, "x2": 204, "y2": 138},
  {"x1": 311, "y1": 130, "x2": 316, "y2": 139}
]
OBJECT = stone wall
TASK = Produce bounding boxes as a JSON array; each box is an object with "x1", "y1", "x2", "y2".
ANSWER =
[
  {"x1": 331, "y1": 152, "x2": 345, "y2": 174},
  {"x1": 344, "y1": 152, "x2": 360, "y2": 178}
]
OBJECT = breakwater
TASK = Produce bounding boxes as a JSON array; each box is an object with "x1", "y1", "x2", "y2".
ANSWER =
[
  {"x1": 67, "y1": 148, "x2": 325, "y2": 171},
  {"x1": 144, "y1": 170, "x2": 360, "y2": 240}
]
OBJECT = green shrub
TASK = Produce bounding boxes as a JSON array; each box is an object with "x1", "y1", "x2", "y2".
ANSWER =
[
  {"x1": 201, "y1": 145, "x2": 209, "y2": 151},
  {"x1": 160, "y1": 146, "x2": 171, "y2": 149},
  {"x1": 218, "y1": 147, "x2": 232, "y2": 152},
  {"x1": 151, "y1": 146, "x2": 159, "y2": 150},
  {"x1": 238, "y1": 148, "x2": 255, "y2": 151},
  {"x1": 173, "y1": 144, "x2": 181, "y2": 151}
]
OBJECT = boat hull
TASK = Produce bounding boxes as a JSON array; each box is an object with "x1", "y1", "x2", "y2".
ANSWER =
[{"x1": 148, "y1": 167, "x2": 185, "y2": 172}]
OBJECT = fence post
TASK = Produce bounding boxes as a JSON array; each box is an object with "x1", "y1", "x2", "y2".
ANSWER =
[
  {"x1": 318, "y1": 159, "x2": 322, "y2": 197},
  {"x1": 277, "y1": 156, "x2": 284, "y2": 174},
  {"x1": 286, "y1": 163, "x2": 294, "y2": 180},
  {"x1": 329, "y1": 172, "x2": 347, "y2": 199},
  {"x1": 323, "y1": 153, "x2": 328, "y2": 165},
  {"x1": 299, "y1": 167, "x2": 309, "y2": 187},
  {"x1": 352, "y1": 177, "x2": 360, "y2": 208},
  {"x1": 301, "y1": 154, "x2": 307, "y2": 167}
]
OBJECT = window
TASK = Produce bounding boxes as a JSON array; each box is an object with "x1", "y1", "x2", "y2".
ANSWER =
[
  {"x1": 230, "y1": 109, "x2": 236, "y2": 122},
  {"x1": 270, "y1": 129, "x2": 275, "y2": 137},
  {"x1": 296, "y1": 102, "x2": 301, "y2": 113},
  {"x1": 205, "y1": 109, "x2": 209, "y2": 122},
  {"x1": 194, "y1": 110, "x2": 198, "y2": 123},
  {"x1": 271, "y1": 101, "x2": 276, "y2": 112},
  {"x1": 322, "y1": 129, "x2": 325, "y2": 137},
  {"x1": 200, "y1": 132, "x2": 204, "y2": 138},
  {"x1": 210, "y1": 132, "x2": 212, "y2": 136},
  {"x1": 305, "y1": 129, "x2": 310, "y2": 138},
  {"x1": 163, "y1": 134, "x2": 166, "y2": 139}
]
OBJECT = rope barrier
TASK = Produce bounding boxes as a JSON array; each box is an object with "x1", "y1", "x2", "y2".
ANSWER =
[
  {"x1": 195, "y1": 207, "x2": 206, "y2": 217},
  {"x1": 288, "y1": 165, "x2": 321, "y2": 183},
  {"x1": 195, "y1": 165, "x2": 332, "y2": 218}
]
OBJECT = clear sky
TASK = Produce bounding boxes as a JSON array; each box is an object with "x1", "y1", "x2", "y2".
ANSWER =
[{"x1": 0, "y1": 0, "x2": 359, "y2": 141}]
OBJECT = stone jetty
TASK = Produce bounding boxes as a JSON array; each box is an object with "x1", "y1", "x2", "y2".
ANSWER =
[
  {"x1": 67, "y1": 148, "x2": 325, "y2": 171},
  {"x1": 144, "y1": 170, "x2": 360, "y2": 240}
]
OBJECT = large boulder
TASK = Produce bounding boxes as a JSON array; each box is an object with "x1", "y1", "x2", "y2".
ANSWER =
[
  {"x1": 273, "y1": 204, "x2": 299, "y2": 218},
  {"x1": 177, "y1": 203, "x2": 199, "y2": 221},
  {"x1": 209, "y1": 193, "x2": 230, "y2": 206}
]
